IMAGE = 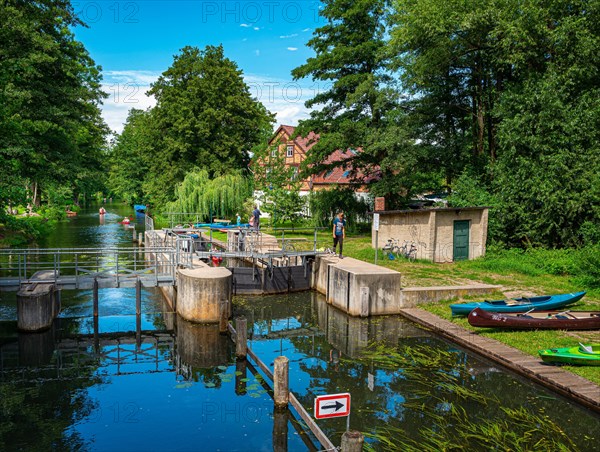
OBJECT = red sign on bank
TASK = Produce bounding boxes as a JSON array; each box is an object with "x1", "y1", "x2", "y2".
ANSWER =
[{"x1": 314, "y1": 393, "x2": 351, "y2": 419}]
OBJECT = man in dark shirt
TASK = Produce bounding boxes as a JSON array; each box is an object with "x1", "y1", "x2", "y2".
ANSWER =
[
  {"x1": 252, "y1": 205, "x2": 261, "y2": 230},
  {"x1": 332, "y1": 212, "x2": 346, "y2": 258}
]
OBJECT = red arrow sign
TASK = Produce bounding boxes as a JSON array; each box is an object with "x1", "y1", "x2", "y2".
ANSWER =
[{"x1": 314, "y1": 393, "x2": 351, "y2": 419}]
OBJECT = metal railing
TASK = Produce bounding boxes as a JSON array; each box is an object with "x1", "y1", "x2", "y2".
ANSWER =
[
  {"x1": 163, "y1": 212, "x2": 217, "y2": 229},
  {"x1": 0, "y1": 247, "x2": 185, "y2": 290},
  {"x1": 145, "y1": 213, "x2": 154, "y2": 231}
]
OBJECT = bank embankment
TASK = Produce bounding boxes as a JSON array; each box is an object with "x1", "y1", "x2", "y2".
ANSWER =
[{"x1": 400, "y1": 307, "x2": 600, "y2": 414}]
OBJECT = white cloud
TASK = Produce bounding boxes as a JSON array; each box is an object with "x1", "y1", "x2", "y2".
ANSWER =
[
  {"x1": 100, "y1": 70, "x2": 160, "y2": 134},
  {"x1": 287, "y1": 47, "x2": 298, "y2": 51},
  {"x1": 255, "y1": 49, "x2": 260, "y2": 56},
  {"x1": 243, "y1": 74, "x2": 314, "y2": 126},
  {"x1": 100, "y1": 71, "x2": 315, "y2": 135},
  {"x1": 279, "y1": 33, "x2": 298, "y2": 39},
  {"x1": 302, "y1": 28, "x2": 311, "y2": 32},
  {"x1": 240, "y1": 23, "x2": 251, "y2": 27},
  {"x1": 253, "y1": 26, "x2": 260, "y2": 31}
]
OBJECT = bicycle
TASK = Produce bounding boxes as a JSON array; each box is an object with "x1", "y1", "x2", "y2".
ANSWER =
[
  {"x1": 281, "y1": 239, "x2": 297, "y2": 253},
  {"x1": 382, "y1": 238, "x2": 401, "y2": 260},
  {"x1": 398, "y1": 241, "x2": 417, "y2": 262}
]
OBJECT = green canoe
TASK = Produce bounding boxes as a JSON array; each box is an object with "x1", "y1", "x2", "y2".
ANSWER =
[{"x1": 538, "y1": 344, "x2": 600, "y2": 366}]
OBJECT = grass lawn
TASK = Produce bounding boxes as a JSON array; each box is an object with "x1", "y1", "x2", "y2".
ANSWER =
[{"x1": 253, "y1": 228, "x2": 600, "y2": 385}]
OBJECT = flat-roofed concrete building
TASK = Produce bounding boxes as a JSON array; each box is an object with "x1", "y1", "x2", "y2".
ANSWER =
[{"x1": 372, "y1": 207, "x2": 489, "y2": 262}]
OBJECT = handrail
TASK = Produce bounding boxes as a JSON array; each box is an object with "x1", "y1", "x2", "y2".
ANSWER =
[{"x1": 0, "y1": 246, "x2": 189, "y2": 289}]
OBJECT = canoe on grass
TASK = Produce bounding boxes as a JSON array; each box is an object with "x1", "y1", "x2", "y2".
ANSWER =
[
  {"x1": 468, "y1": 308, "x2": 600, "y2": 330},
  {"x1": 539, "y1": 344, "x2": 600, "y2": 366},
  {"x1": 450, "y1": 291, "x2": 586, "y2": 316}
]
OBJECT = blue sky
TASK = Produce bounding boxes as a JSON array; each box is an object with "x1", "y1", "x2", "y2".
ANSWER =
[{"x1": 72, "y1": 0, "x2": 327, "y2": 134}]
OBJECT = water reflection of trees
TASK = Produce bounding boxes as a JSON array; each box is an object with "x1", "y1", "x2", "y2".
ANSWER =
[
  {"x1": 235, "y1": 292, "x2": 599, "y2": 451},
  {"x1": 0, "y1": 321, "x2": 105, "y2": 450}
]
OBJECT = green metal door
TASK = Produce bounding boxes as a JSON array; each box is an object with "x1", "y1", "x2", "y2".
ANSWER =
[{"x1": 453, "y1": 220, "x2": 470, "y2": 261}]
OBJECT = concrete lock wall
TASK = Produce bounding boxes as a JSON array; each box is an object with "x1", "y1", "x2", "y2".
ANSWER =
[
  {"x1": 176, "y1": 267, "x2": 232, "y2": 323},
  {"x1": 313, "y1": 256, "x2": 403, "y2": 316}
]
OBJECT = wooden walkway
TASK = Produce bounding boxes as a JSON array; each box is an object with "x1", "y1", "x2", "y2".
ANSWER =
[{"x1": 400, "y1": 308, "x2": 600, "y2": 414}]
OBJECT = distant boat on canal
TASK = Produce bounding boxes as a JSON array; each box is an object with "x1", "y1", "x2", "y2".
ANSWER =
[{"x1": 450, "y1": 291, "x2": 586, "y2": 316}]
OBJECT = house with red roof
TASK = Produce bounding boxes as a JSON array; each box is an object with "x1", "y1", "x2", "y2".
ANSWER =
[{"x1": 258, "y1": 124, "x2": 374, "y2": 196}]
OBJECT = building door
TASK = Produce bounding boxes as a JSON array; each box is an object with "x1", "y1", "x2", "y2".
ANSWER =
[{"x1": 453, "y1": 220, "x2": 470, "y2": 261}]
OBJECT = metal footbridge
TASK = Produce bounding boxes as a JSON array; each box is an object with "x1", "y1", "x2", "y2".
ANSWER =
[{"x1": 0, "y1": 247, "x2": 185, "y2": 291}]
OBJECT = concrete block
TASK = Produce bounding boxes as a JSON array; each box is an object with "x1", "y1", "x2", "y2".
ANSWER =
[
  {"x1": 17, "y1": 283, "x2": 56, "y2": 331},
  {"x1": 176, "y1": 267, "x2": 232, "y2": 323},
  {"x1": 315, "y1": 256, "x2": 402, "y2": 316}
]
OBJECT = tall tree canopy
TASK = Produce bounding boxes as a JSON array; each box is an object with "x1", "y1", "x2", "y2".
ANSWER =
[
  {"x1": 107, "y1": 109, "x2": 154, "y2": 204},
  {"x1": 0, "y1": 0, "x2": 108, "y2": 215},
  {"x1": 165, "y1": 169, "x2": 253, "y2": 221},
  {"x1": 295, "y1": 0, "x2": 600, "y2": 246},
  {"x1": 291, "y1": 0, "x2": 415, "y2": 204},
  {"x1": 141, "y1": 45, "x2": 274, "y2": 206}
]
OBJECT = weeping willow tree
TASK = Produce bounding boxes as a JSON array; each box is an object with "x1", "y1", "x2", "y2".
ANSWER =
[{"x1": 165, "y1": 170, "x2": 253, "y2": 220}]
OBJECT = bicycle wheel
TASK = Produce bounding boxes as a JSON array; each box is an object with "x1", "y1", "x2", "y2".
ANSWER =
[
  {"x1": 392, "y1": 245, "x2": 403, "y2": 260},
  {"x1": 408, "y1": 249, "x2": 417, "y2": 262}
]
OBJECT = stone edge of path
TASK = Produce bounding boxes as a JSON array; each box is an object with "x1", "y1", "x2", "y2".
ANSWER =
[{"x1": 399, "y1": 307, "x2": 600, "y2": 414}]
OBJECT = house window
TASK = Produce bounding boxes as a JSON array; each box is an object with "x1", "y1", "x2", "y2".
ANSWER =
[
  {"x1": 291, "y1": 167, "x2": 299, "y2": 180},
  {"x1": 286, "y1": 145, "x2": 294, "y2": 157},
  {"x1": 271, "y1": 147, "x2": 277, "y2": 157}
]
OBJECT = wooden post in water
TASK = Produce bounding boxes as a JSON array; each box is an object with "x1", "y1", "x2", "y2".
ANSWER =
[
  {"x1": 235, "y1": 358, "x2": 247, "y2": 396},
  {"x1": 136, "y1": 278, "x2": 142, "y2": 315},
  {"x1": 93, "y1": 315, "x2": 99, "y2": 353},
  {"x1": 219, "y1": 300, "x2": 229, "y2": 333},
  {"x1": 235, "y1": 316, "x2": 247, "y2": 359},
  {"x1": 272, "y1": 407, "x2": 289, "y2": 452},
  {"x1": 93, "y1": 278, "x2": 99, "y2": 317},
  {"x1": 341, "y1": 431, "x2": 364, "y2": 452},
  {"x1": 274, "y1": 356, "x2": 289, "y2": 409}
]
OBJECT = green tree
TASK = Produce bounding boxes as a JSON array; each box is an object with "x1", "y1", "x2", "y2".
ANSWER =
[
  {"x1": 388, "y1": 0, "x2": 600, "y2": 247},
  {"x1": 166, "y1": 169, "x2": 253, "y2": 221},
  {"x1": 308, "y1": 186, "x2": 371, "y2": 232},
  {"x1": 491, "y1": 0, "x2": 600, "y2": 247},
  {"x1": 145, "y1": 45, "x2": 274, "y2": 207},
  {"x1": 107, "y1": 109, "x2": 154, "y2": 204},
  {"x1": 292, "y1": 0, "x2": 417, "y2": 205},
  {"x1": 0, "y1": 0, "x2": 108, "y2": 213}
]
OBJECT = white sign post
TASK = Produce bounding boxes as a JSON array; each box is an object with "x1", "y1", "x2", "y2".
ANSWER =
[{"x1": 373, "y1": 213, "x2": 380, "y2": 264}]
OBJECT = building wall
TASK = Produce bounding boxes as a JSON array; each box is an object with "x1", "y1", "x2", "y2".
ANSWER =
[
  {"x1": 371, "y1": 208, "x2": 488, "y2": 262},
  {"x1": 372, "y1": 210, "x2": 434, "y2": 260},
  {"x1": 433, "y1": 209, "x2": 487, "y2": 262}
]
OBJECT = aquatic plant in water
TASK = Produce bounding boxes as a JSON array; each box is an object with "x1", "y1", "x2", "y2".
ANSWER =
[{"x1": 359, "y1": 342, "x2": 579, "y2": 451}]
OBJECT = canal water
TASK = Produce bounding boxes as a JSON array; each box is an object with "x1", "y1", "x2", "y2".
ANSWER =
[{"x1": 0, "y1": 204, "x2": 599, "y2": 451}]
